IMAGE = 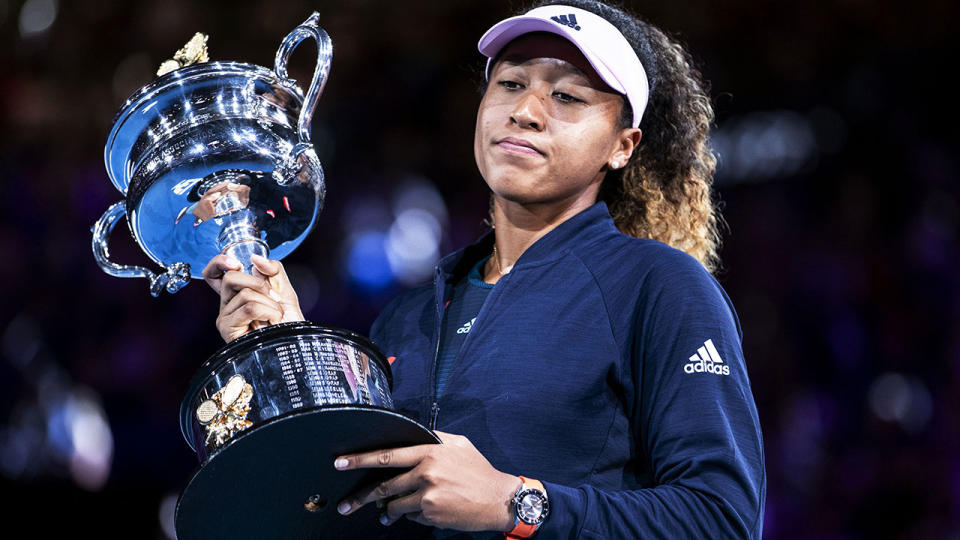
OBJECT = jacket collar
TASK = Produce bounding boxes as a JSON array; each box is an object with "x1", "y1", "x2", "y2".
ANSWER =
[{"x1": 436, "y1": 201, "x2": 619, "y2": 283}]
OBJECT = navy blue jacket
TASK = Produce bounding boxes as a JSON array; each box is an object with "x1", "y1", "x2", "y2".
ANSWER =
[{"x1": 370, "y1": 202, "x2": 765, "y2": 539}]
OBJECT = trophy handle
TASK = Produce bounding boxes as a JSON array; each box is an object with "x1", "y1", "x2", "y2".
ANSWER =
[
  {"x1": 274, "y1": 11, "x2": 332, "y2": 150},
  {"x1": 92, "y1": 201, "x2": 192, "y2": 297}
]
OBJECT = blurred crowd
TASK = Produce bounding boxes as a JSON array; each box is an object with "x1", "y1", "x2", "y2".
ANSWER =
[{"x1": 0, "y1": 0, "x2": 957, "y2": 537}]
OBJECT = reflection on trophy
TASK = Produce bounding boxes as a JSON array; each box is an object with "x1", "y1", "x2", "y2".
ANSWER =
[{"x1": 91, "y1": 13, "x2": 437, "y2": 539}]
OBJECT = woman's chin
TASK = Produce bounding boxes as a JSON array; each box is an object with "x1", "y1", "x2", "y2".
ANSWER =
[{"x1": 488, "y1": 184, "x2": 550, "y2": 206}]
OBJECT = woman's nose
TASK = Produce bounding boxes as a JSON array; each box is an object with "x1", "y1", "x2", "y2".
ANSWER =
[{"x1": 510, "y1": 91, "x2": 546, "y2": 131}]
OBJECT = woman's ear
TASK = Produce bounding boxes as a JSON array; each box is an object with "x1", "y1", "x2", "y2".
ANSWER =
[{"x1": 608, "y1": 128, "x2": 642, "y2": 170}]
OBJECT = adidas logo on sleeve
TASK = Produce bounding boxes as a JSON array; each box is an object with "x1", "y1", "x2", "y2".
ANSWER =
[{"x1": 683, "y1": 339, "x2": 730, "y2": 376}]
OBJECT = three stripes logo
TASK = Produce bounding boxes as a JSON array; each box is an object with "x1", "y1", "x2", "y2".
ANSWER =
[
  {"x1": 550, "y1": 14, "x2": 582, "y2": 31},
  {"x1": 683, "y1": 339, "x2": 730, "y2": 376}
]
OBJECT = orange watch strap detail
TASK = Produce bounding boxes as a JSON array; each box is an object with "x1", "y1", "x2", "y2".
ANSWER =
[
  {"x1": 505, "y1": 476, "x2": 545, "y2": 539},
  {"x1": 506, "y1": 520, "x2": 537, "y2": 539}
]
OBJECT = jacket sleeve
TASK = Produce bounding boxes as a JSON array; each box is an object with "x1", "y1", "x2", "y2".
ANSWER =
[{"x1": 536, "y1": 254, "x2": 766, "y2": 539}]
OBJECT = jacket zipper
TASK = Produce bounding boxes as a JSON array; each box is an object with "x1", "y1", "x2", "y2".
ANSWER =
[
  {"x1": 429, "y1": 267, "x2": 445, "y2": 430},
  {"x1": 429, "y1": 402, "x2": 440, "y2": 430},
  {"x1": 427, "y1": 257, "x2": 510, "y2": 431}
]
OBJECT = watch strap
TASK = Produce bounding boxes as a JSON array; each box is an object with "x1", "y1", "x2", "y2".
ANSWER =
[{"x1": 505, "y1": 476, "x2": 545, "y2": 539}]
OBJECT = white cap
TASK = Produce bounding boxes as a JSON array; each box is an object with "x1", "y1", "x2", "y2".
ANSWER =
[{"x1": 478, "y1": 5, "x2": 649, "y2": 127}]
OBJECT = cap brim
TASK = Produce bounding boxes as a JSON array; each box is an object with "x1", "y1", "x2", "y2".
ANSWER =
[{"x1": 477, "y1": 16, "x2": 627, "y2": 95}]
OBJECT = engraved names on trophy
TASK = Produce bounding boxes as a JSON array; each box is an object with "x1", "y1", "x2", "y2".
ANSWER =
[
  {"x1": 307, "y1": 340, "x2": 355, "y2": 405},
  {"x1": 277, "y1": 343, "x2": 304, "y2": 409},
  {"x1": 272, "y1": 339, "x2": 377, "y2": 407}
]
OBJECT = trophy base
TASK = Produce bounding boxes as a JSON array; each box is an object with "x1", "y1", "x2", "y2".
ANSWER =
[{"x1": 175, "y1": 405, "x2": 438, "y2": 539}]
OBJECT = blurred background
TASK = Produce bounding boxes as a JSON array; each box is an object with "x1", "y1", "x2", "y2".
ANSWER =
[{"x1": 1, "y1": 0, "x2": 957, "y2": 537}]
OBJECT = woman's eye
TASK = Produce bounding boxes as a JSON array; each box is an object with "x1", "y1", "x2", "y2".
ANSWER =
[
  {"x1": 497, "y1": 80, "x2": 522, "y2": 90},
  {"x1": 553, "y1": 92, "x2": 582, "y2": 104}
]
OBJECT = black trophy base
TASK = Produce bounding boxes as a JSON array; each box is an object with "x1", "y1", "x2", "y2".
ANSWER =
[{"x1": 176, "y1": 405, "x2": 439, "y2": 539}]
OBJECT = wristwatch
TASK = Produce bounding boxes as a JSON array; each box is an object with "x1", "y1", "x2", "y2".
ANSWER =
[{"x1": 505, "y1": 476, "x2": 549, "y2": 539}]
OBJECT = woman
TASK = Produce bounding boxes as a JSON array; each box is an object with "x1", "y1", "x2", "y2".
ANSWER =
[{"x1": 204, "y1": 1, "x2": 765, "y2": 537}]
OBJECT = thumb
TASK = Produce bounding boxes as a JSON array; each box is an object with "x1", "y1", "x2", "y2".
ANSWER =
[
  {"x1": 250, "y1": 254, "x2": 282, "y2": 278},
  {"x1": 251, "y1": 255, "x2": 294, "y2": 296},
  {"x1": 433, "y1": 431, "x2": 467, "y2": 446},
  {"x1": 250, "y1": 255, "x2": 303, "y2": 322}
]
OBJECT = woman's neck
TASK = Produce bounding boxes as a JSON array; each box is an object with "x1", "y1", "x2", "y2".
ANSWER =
[{"x1": 482, "y1": 195, "x2": 597, "y2": 284}]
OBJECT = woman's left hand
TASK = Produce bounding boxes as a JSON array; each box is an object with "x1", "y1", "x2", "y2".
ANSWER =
[{"x1": 334, "y1": 431, "x2": 521, "y2": 531}]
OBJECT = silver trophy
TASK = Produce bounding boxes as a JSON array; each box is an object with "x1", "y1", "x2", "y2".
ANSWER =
[{"x1": 92, "y1": 13, "x2": 436, "y2": 539}]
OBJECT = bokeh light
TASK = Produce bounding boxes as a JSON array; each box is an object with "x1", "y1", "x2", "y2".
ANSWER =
[
  {"x1": 868, "y1": 372, "x2": 933, "y2": 433},
  {"x1": 18, "y1": 0, "x2": 56, "y2": 38},
  {"x1": 345, "y1": 231, "x2": 393, "y2": 292},
  {"x1": 341, "y1": 180, "x2": 448, "y2": 290}
]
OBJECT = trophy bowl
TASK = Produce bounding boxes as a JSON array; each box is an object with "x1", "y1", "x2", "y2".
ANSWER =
[
  {"x1": 91, "y1": 13, "x2": 438, "y2": 539},
  {"x1": 93, "y1": 12, "x2": 331, "y2": 293},
  {"x1": 104, "y1": 58, "x2": 325, "y2": 280}
]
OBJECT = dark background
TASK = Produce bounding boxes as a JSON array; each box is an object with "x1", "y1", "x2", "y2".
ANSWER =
[{"x1": 1, "y1": 0, "x2": 957, "y2": 537}]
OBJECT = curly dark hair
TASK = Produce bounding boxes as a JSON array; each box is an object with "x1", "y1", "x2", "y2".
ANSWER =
[{"x1": 522, "y1": 0, "x2": 723, "y2": 272}]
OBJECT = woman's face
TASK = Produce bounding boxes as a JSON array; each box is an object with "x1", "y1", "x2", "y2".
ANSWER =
[{"x1": 474, "y1": 33, "x2": 639, "y2": 209}]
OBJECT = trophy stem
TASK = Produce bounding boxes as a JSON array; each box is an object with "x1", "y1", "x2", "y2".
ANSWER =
[
  {"x1": 219, "y1": 224, "x2": 269, "y2": 276},
  {"x1": 216, "y1": 191, "x2": 269, "y2": 275},
  {"x1": 222, "y1": 236, "x2": 269, "y2": 276}
]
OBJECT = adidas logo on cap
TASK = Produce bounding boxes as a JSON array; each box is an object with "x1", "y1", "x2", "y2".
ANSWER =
[
  {"x1": 550, "y1": 13, "x2": 581, "y2": 30},
  {"x1": 683, "y1": 339, "x2": 730, "y2": 376}
]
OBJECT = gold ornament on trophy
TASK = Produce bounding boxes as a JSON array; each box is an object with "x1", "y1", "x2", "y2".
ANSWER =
[
  {"x1": 196, "y1": 375, "x2": 254, "y2": 447},
  {"x1": 157, "y1": 32, "x2": 210, "y2": 76}
]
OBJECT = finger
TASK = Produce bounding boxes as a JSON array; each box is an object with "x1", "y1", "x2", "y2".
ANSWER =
[
  {"x1": 433, "y1": 431, "x2": 470, "y2": 448},
  {"x1": 433, "y1": 430, "x2": 458, "y2": 444},
  {"x1": 338, "y1": 468, "x2": 420, "y2": 516},
  {"x1": 334, "y1": 444, "x2": 434, "y2": 471},
  {"x1": 219, "y1": 271, "x2": 272, "y2": 309},
  {"x1": 382, "y1": 490, "x2": 425, "y2": 525},
  {"x1": 201, "y1": 255, "x2": 242, "y2": 293},
  {"x1": 403, "y1": 512, "x2": 430, "y2": 527},
  {"x1": 250, "y1": 254, "x2": 283, "y2": 278},
  {"x1": 217, "y1": 305, "x2": 281, "y2": 342},
  {"x1": 217, "y1": 291, "x2": 284, "y2": 340},
  {"x1": 217, "y1": 303, "x2": 282, "y2": 339},
  {"x1": 251, "y1": 256, "x2": 297, "y2": 298},
  {"x1": 220, "y1": 288, "x2": 283, "y2": 323},
  {"x1": 249, "y1": 256, "x2": 304, "y2": 322}
]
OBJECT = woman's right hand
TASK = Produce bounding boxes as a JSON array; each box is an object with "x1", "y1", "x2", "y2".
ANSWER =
[{"x1": 202, "y1": 254, "x2": 305, "y2": 342}]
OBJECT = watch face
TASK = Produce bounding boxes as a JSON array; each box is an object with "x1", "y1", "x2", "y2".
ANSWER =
[{"x1": 517, "y1": 489, "x2": 549, "y2": 525}]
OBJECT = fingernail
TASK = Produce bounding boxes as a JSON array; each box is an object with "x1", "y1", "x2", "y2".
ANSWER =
[
  {"x1": 226, "y1": 257, "x2": 242, "y2": 269},
  {"x1": 251, "y1": 254, "x2": 266, "y2": 262},
  {"x1": 337, "y1": 501, "x2": 350, "y2": 515},
  {"x1": 379, "y1": 513, "x2": 390, "y2": 525},
  {"x1": 334, "y1": 458, "x2": 349, "y2": 470},
  {"x1": 269, "y1": 289, "x2": 281, "y2": 302}
]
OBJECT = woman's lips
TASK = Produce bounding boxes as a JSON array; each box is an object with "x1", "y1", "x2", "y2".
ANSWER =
[{"x1": 496, "y1": 137, "x2": 544, "y2": 157}]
